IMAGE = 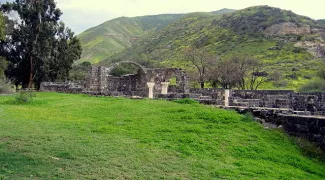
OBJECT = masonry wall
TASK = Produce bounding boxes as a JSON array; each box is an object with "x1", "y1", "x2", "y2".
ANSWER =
[
  {"x1": 281, "y1": 115, "x2": 325, "y2": 150},
  {"x1": 105, "y1": 74, "x2": 146, "y2": 97},
  {"x1": 40, "y1": 82, "x2": 84, "y2": 93},
  {"x1": 189, "y1": 88, "x2": 225, "y2": 105},
  {"x1": 227, "y1": 90, "x2": 325, "y2": 115}
]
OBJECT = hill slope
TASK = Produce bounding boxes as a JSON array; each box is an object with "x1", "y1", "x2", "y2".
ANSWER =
[
  {"x1": 77, "y1": 9, "x2": 236, "y2": 64},
  {"x1": 77, "y1": 14, "x2": 184, "y2": 64},
  {"x1": 0, "y1": 92, "x2": 325, "y2": 179},
  {"x1": 101, "y1": 6, "x2": 325, "y2": 89}
]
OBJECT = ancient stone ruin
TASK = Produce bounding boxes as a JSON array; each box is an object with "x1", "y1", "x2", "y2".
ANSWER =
[
  {"x1": 83, "y1": 61, "x2": 189, "y2": 97},
  {"x1": 41, "y1": 61, "x2": 189, "y2": 98}
]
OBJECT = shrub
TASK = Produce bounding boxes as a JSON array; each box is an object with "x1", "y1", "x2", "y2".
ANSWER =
[
  {"x1": 299, "y1": 79, "x2": 325, "y2": 92},
  {"x1": 173, "y1": 98, "x2": 199, "y2": 104},
  {"x1": 0, "y1": 81, "x2": 14, "y2": 94},
  {"x1": 14, "y1": 90, "x2": 36, "y2": 103}
]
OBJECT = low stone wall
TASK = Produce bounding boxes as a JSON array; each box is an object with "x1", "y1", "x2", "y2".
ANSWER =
[
  {"x1": 228, "y1": 91, "x2": 325, "y2": 115},
  {"x1": 40, "y1": 82, "x2": 84, "y2": 93},
  {"x1": 189, "y1": 88, "x2": 225, "y2": 105},
  {"x1": 281, "y1": 115, "x2": 325, "y2": 150},
  {"x1": 229, "y1": 90, "x2": 294, "y2": 108}
]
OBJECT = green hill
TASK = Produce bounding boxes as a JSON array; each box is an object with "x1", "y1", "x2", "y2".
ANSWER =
[
  {"x1": 0, "y1": 92, "x2": 325, "y2": 179},
  {"x1": 77, "y1": 14, "x2": 184, "y2": 64},
  {"x1": 100, "y1": 6, "x2": 325, "y2": 90},
  {"x1": 77, "y1": 9, "x2": 236, "y2": 64}
]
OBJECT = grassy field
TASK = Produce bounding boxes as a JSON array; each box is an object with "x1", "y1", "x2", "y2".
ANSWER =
[{"x1": 0, "y1": 92, "x2": 325, "y2": 179}]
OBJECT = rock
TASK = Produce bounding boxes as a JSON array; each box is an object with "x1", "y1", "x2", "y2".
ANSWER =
[{"x1": 264, "y1": 22, "x2": 311, "y2": 35}]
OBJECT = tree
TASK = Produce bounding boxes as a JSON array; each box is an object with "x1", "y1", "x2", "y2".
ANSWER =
[
  {"x1": 248, "y1": 64, "x2": 268, "y2": 90},
  {"x1": 68, "y1": 61, "x2": 91, "y2": 81},
  {"x1": 183, "y1": 47, "x2": 216, "y2": 88},
  {"x1": 209, "y1": 58, "x2": 239, "y2": 89},
  {"x1": 1, "y1": 0, "x2": 81, "y2": 89},
  {"x1": 0, "y1": 12, "x2": 7, "y2": 81},
  {"x1": 0, "y1": 56, "x2": 7, "y2": 81},
  {"x1": 47, "y1": 22, "x2": 82, "y2": 82},
  {"x1": 210, "y1": 55, "x2": 268, "y2": 90}
]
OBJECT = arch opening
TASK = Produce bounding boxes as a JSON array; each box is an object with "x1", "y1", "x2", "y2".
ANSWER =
[{"x1": 106, "y1": 61, "x2": 147, "y2": 96}]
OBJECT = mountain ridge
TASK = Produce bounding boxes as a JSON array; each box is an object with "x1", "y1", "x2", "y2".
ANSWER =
[{"x1": 77, "y1": 9, "x2": 236, "y2": 64}]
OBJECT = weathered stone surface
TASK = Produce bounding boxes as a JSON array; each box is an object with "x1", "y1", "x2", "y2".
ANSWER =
[
  {"x1": 40, "y1": 82, "x2": 84, "y2": 93},
  {"x1": 264, "y1": 22, "x2": 311, "y2": 35}
]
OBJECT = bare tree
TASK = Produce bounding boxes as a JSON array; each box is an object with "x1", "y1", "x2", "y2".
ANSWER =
[
  {"x1": 183, "y1": 47, "x2": 216, "y2": 88},
  {"x1": 210, "y1": 55, "x2": 268, "y2": 90},
  {"x1": 247, "y1": 60, "x2": 268, "y2": 90},
  {"x1": 209, "y1": 58, "x2": 239, "y2": 89}
]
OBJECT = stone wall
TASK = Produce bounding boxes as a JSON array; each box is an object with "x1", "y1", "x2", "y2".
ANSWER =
[
  {"x1": 189, "y1": 88, "x2": 225, "y2": 105},
  {"x1": 40, "y1": 82, "x2": 84, "y2": 93},
  {"x1": 229, "y1": 90, "x2": 294, "y2": 108},
  {"x1": 105, "y1": 73, "x2": 146, "y2": 97},
  {"x1": 281, "y1": 115, "x2": 325, "y2": 150},
  {"x1": 227, "y1": 90, "x2": 325, "y2": 115}
]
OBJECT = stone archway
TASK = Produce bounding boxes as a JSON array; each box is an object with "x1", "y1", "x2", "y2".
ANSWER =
[
  {"x1": 105, "y1": 61, "x2": 148, "y2": 96},
  {"x1": 84, "y1": 61, "x2": 148, "y2": 96},
  {"x1": 106, "y1": 61, "x2": 147, "y2": 76}
]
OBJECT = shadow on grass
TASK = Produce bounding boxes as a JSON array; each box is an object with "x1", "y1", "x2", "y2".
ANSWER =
[{"x1": 0, "y1": 98, "x2": 47, "y2": 106}]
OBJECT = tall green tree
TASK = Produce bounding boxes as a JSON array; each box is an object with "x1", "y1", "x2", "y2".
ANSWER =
[
  {"x1": 1, "y1": 0, "x2": 81, "y2": 88},
  {"x1": 0, "y1": 12, "x2": 7, "y2": 81}
]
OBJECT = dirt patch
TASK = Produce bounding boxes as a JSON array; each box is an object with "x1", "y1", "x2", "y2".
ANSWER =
[{"x1": 0, "y1": 137, "x2": 10, "y2": 143}]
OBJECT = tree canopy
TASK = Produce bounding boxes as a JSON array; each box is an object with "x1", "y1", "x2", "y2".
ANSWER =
[{"x1": 0, "y1": 0, "x2": 82, "y2": 88}]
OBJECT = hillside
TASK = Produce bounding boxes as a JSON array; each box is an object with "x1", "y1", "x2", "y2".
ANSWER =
[
  {"x1": 318, "y1": 19, "x2": 325, "y2": 26},
  {"x1": 100, "y1": 6, "x2": 325, "y2": 90},
  {"x1": 77, "y1": 14, "x2": 184, "y2": 64},
  {"x1": 0, "y1": 92, "x2": 325, "y2": 179},
  {"x1": 77, "y1": 9, "x2": 236, "y2": 64}
]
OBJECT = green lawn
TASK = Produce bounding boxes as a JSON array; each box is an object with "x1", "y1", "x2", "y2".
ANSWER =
[{"x1": 0, "y1": 92, "x2": 324, "y2": 179}]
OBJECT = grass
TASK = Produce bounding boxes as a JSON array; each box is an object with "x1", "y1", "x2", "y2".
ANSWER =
[{"x1": 0, "y1": 92, "x2": 325, "y2": 179}]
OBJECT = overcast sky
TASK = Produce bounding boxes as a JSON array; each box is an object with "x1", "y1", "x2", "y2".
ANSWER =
[{"x1": 1, "y1": 0, "x2": 325, "y2": 34}]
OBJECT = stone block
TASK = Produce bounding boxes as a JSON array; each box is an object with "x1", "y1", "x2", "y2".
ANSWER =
[
  {"x1": 318, "y1": 120, "x2": 325, "y2": 127},
  {"x1": 308, "y1": 126, "x2": 320, "y2": 134},
  {"x1": 320, "y1": 127, "x2": 325, "y2": 135}
]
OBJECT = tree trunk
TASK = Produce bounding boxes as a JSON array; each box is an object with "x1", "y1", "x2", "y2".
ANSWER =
[
  {"x1": 200, "y1": 82, "x2": 204, "y2": 88},
  {"x1": 27, "y1": 55, "x2": 33, "y2": 88}
]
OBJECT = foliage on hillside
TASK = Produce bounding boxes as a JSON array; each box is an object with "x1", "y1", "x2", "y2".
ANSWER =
[
  {"x1": 211, "y1": 8, "x2": 236, "y2": 15},
  {"x1": 318, "y1": 19, "x2": 325, "y2": 26},
  {"x1": 216, "y1": 6, "x2": 322, "y2": 34},
  {"x1": 299, "y1": 67, "x2": 325, "y2": 92},
  {"x1": 100, "y1": 6, "x2": 325, "y2": 90}
]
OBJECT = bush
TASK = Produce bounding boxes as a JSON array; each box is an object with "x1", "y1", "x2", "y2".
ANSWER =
[
  {"x1": 173, "y1": 98, "x2": 199, "y2": 104},
  {"x1": 0, "y1": 81, "x2": 14, "y2": 94},
  {"x1": 14, "y1": 90, "x2": 36, "y2": 103},
  {"x1": 299, "y1": 79, "x2": 325, "y2": 92}
]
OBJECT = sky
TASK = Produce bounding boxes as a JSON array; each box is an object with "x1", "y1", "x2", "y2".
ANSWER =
[{"x1": 1, "y1": 0, "x2": 325, "y2": 34}]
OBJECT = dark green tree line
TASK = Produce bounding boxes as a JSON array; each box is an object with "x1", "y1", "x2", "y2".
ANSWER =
[{"x1": 0, "y1": 0, "x2": 82, "y2": 89}]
